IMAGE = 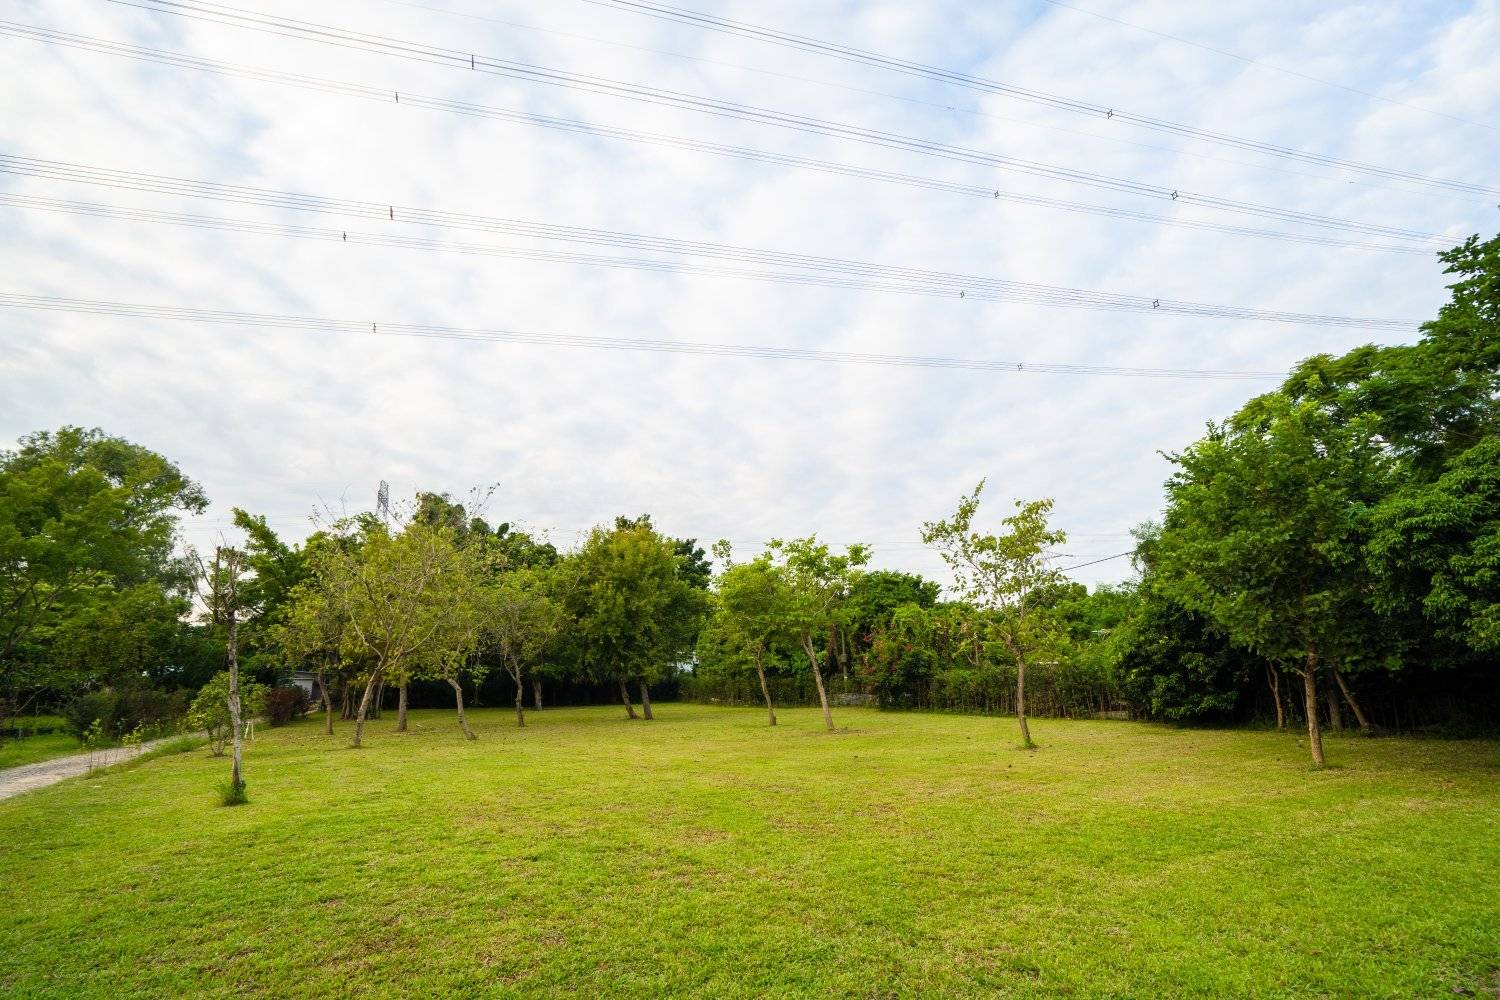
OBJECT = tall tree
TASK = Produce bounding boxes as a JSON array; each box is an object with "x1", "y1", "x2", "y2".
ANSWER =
[
  {"x1": 710, "y1": 545, "x2": 794, "y2": 726},
  {"x1": 1151, "y1": 395, "x2": 1392, "y2": 765},
  {"x1": 922, "y1": 484, "x2": 1066, "y2": 750},
  {"x1": 482, "y1": 567, "x2": 563, "y2": 728},
  {"x1": 0, "y1": 426, "x2": 205, "y2": 718},
  {"x1": 195, "y1": 545, "x2": 250, "y2": 800},
  {"x1": 764, "y1": 537, "x2": 869, "y2": 732},
  {"x1": 568, "y1": 521, "x2": 695, "y2": 720},
  {"x1": 310, "y1": 519, "x2": 472, "y2": 748}
]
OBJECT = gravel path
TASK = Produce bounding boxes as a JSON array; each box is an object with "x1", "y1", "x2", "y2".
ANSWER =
[{"x1": 0, "y1": 735, "x2": 196, "y2": 802}]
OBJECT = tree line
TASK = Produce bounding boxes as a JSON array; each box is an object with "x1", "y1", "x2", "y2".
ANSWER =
[{"x1": 1, "y1": 234, "x2": 1496, "y2": 779}]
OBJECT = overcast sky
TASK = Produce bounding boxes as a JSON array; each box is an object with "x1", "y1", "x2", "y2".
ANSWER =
[{"x1": 3, "y1": 0, "x2": 1498, "y2": 589}]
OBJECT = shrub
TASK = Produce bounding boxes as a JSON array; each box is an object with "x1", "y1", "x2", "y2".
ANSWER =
[
  {"x1": 64, "y1": 688, "x2": 192, "y2": 742},
  {"x1": 262, "y1": 686, "x2": 310, "y2": 726},
  {"x1": 64, "y1": 690, "x2": 121, "y2": 741},
  {"x1": 217, "y1": 778, "x2": 249, "y2": 806},
  {"x1": 189, "y1": 673, "x2": 267, "y2": 756}
]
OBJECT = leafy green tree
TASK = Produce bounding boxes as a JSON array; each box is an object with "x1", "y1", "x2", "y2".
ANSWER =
[
  {"x1": 922, "y1": 484, "x2": 1066, "y2": 750},
  {"x1": 310, "y1": 519, "x2": 474, "y2": 747},
  {"x1": 273, "y1": 581, "x2": 347, "y2": 734},
  {"x1": 482, "y1": 567, "x2": 564, "y2": 728},
  {"x1": 1367, "y1": 436, "x2": 1500, "y2": 655},
  {"x1": 1152, "y1": 394, "x2": 1392, "y2": 765},
  {"x1": 189, "y1": 671, "x2": 267, "y2": 757},
  {"x1": 709, "y1": 545, "x2": 795, "y2": 725},
  {"x1": 0, "y1": 426, "x2": 205, "y2": 718},
  {"x1": 763, "y1": 537, "x2": 870, "y2": 731},
  {"x1": 567, "y1": 521, "x2": 695, "y2": 720}
]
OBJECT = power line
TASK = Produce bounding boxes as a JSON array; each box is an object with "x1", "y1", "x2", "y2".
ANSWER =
[
  {"x1": 0, "y1": 134, "x2": 1442, "y2": 258},
  {"x1": 0, "y1": 185, "x2": 1420, "y2": 330},
  {"x1": 0, "y1": 292, "x2": 1290, "y2": 379},
  {"x1": 1036, "y1": 0, "x2": 1499, "y2": 134},
  {"x1": 372, "y1": 0, "x2": 1479, "y2": 206},
  {"x1": 2, "y1": 21, "x2": 1452, "y2": 247},
  {"x1": 570, "y1": 0, "x2": 1500, "y2": 193},
  {"x1": 68, "y1": 4, "x2": 1467, "y2": 241},
  {"x1": 1057, "y1": 550, "x2": 1135, "y2": 572}
]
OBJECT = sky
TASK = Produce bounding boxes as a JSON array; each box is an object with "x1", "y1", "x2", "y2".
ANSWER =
[{"x1": 2, "y1": 0, "x2": 1498, "y2": 590}]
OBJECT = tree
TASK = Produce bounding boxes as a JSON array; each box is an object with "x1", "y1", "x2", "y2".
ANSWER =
[
  {"x1": 567, "y1": 521, "x2": 698, "y2": 720},
  {"x1": 482, "y1": 567, "x2": 563, "y2": 728},
  {"x1": 273, "y1": 581, "x2": 346, "y2": 734},
  {"x1": 189, "y1": 671, "x2": 266, "y2": 757},
  {"x1": 763, "y1": 537, "x2": 869, "y2": 732},
  {"x1": 0, "y1": 426, "x2": 205, "y2": 720},
  {"x1": 710, "y1": 545, "x2": 795, "y2": 725},
  {"x1": 1151, "y1": 395, "x2": 1392, "y2": 765},
  {"x1": 194, "y1": 545, "x2": 251, "y2": 800},
  {"x1": 922, "y1": 483, "x2": 1066, "y2": 750},
  {"x1": 310, "y1": 519, "x2": 472, "y2": 748}
]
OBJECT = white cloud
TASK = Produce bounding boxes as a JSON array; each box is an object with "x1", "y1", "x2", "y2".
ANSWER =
[{"x1": 2, "y1": 0, "x2": 1496, "y2": 589}]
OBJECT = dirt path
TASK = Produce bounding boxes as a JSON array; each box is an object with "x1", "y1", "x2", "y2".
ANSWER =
[{"x1": 0, "y1": 735, "x2": 195, "y2": 802}]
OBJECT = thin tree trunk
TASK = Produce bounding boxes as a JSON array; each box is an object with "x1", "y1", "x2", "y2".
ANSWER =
[
  {"x1": 1301, "y1": 650, "x2": 1325, "y2": 767},
  {"x1": 226, "y1": 612, "x2": 244, "y2": 793},
  {"x1": 1266, "y1": 664, "x2": 1285, "y2": 730},
  {"x1": 639, "y1": 680, "x2": 654, "y2": 720},
  {"x1": 754, "y1": 651, "x2": 777, "y2": 726},
  {"x1": 396, "y1": 680, "x2": 409, "y2": 732},
  {"x1": 532, "y1": 677, "x2": 543, "y2": 711},
  {"x1": 449, "y1": 678, "x2": 476, "y2": 740},
  {"x1": 1333, "y1": 669, "x2": 1373, "y2": 732},
  {"x1": 1326, "y1": 672, "x2": 1343, "y2": 732},
  {"x1": 619, "y1": 678, "x2": 639, "y2": 720},
  {"x1": 512, "y1": 665, "x2": 525, "y2": 727},
  {"x1": 318, "y1": 668, "x2": 334, "y2": 735},
  {"x1": 371, "y1": 678, "x2": 385, "y2": 720},
  {"x1": 804, "y1": 637, "x2": 835, "y2": 731},
  {"x1": 1015, "y1": 651, "x2": 1035, "y2": 750},
  {"x1": 352, "y1": 667, "x2": 384, "y2": 748}
]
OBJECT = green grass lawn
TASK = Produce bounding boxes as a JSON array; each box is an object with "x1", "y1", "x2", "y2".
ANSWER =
[
  {"x1": 0, "y1": 730, "x2": 82, "y2": 769},
  {"x1": 1, "y1": 705, "x2": 1496, "y2": 999}
]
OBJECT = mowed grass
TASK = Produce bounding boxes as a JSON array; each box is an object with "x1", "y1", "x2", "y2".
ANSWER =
[
  {"x1": 0, "y1": 731, "x2": 82, "y2": 769},
  {"x1": 1, "y1": 706, "x2": 1496, "y2": 999}
]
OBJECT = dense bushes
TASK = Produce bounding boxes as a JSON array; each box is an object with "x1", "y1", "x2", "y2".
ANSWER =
[
  {"x1": 262, "y1": 686, "x2": 310, "y2": 726},
  {"x1": 63, "y1": 687, "x2": 191, "y2": 742}
]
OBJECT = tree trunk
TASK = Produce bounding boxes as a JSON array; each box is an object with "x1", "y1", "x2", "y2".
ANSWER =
[
  {"x1": 396, "y1": 680, "x2": 409, "y2": 732},
  {"x1": 1333, "y1": 669, "x2": 1373, "y2": 733},
  {"x1": 754, "y1": 652, "x2": 777, "y2": 726},
  {"x1": 226, "y1": 612, "x2": 245, "y2": 794},
  {"x1": 511, "y1": 666, "x2": 525, "y2": 727},
  {"x1": 352, "y1": 667, "x2": 384, "y2": 748},
  {"x1": 1301, "y1": 651, "x2": 1325, "y2": 767},
  {"x1": 1266, "y1": 664, "x2": 1285, "y2": 730},
  {"x1": 449, "y1": 678, "x2": 476, "y2": 740},
  {"x1": 532, "y1": 678, "x2": 543, "y2": 711},
  {"x1": 639, "y1": 681, "x2": 654, "y2": 721},
  {"x1": 318, "y1": 668, "x2": 334, "y2": 735},
  {"x1": 1326, "y1": 672, "x2": 1343, "y2": 732},
  {"x1": 371, "y1": 678, "x2": 384, "y2": 719},
  {"x1": 619, "y1": 678, "x2": 639, "y2": 720},
  {"x1": 803, "y1": 637, "x2": 835, "y2": 731},
  {"x1": 1015, "y1": 651, "x2": 1035, "y2": 750}
]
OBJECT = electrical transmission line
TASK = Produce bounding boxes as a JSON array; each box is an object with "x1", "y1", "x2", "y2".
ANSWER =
[
  {"x1": 374, "y1": 0, "x2": 1484, "y2": 205},
  {"x1": 65, "y1": 3, "x2": 1471, "y2": 242},
  {"x1": 573, "y1": 0, "x2": 1500, "y2": 191},
  {"x1": 0, "y1": 189, "x2": 1417, "y2": 330},
  {"x1": 1, "y1": 21, "x2": 1453, "y2": 249},
  {"x1": 0, "y1": 292, "x2": 1291, "y2": 380}
]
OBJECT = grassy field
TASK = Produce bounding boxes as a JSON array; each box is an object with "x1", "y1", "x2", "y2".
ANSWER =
[
  {"x1": 0, "y1": 723, "x2": 81, "y2": 769},
  {"x1": 1, "y1": 705, "x2": 1496, "y2": 999}
]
